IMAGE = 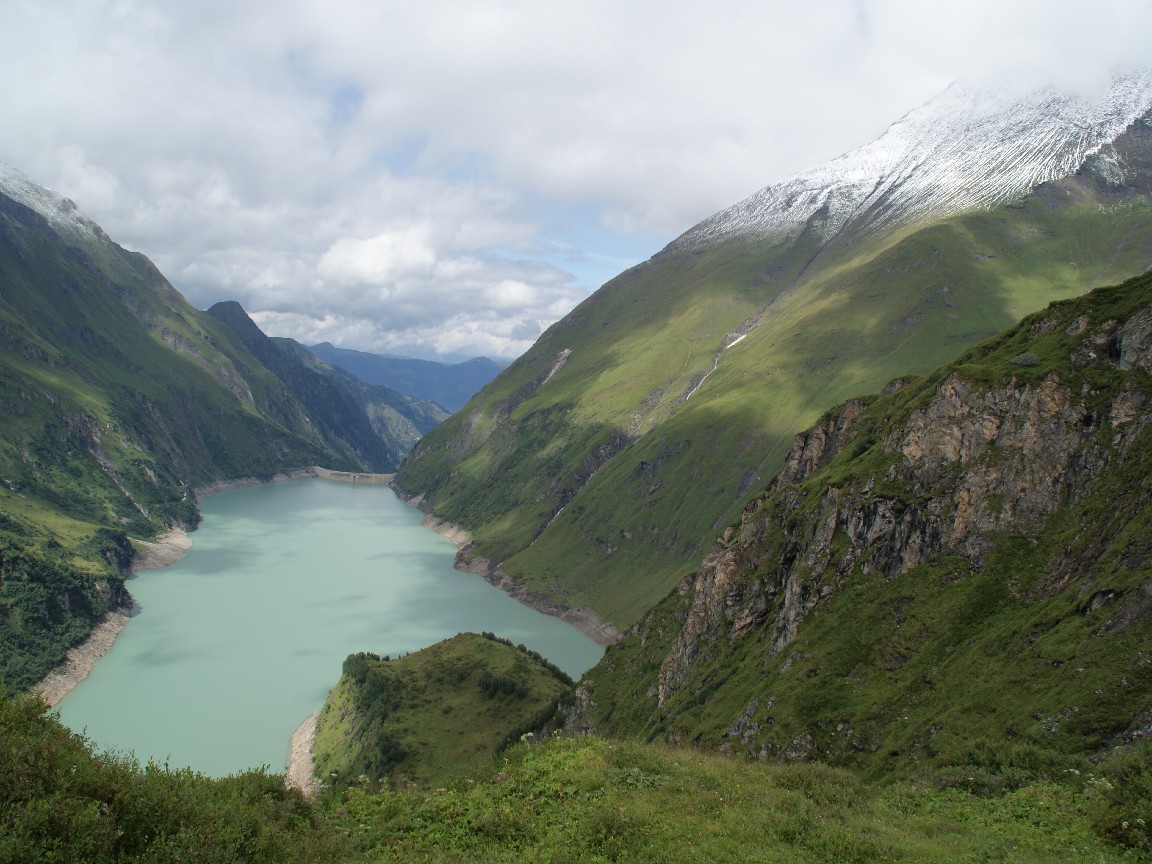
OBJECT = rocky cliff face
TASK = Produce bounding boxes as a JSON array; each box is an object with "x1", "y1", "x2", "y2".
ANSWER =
[
  {"x1": 659, "y1": 311, "x2": 1152, "y2": 704},
  {"x1": 580, "y1": 274, "x2": 1152, "y2": 773}
]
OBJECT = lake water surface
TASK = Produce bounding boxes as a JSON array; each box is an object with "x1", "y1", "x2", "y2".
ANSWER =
[{"x1": 57, "y1": 479, "x2": 603, "y2": 777}]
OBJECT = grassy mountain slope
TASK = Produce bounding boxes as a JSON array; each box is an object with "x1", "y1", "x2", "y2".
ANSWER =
[
  {"x1": 576, "y1": 273, "x2": 1152, "y2": 789},
  {"x1": 308, "y1": 342, "x2": 503, "y2": 412},
  {"x1": 395, "y1": 119, "x2": 1152, "y2": 629},
  {"x1": 0, "y1": 190, "x2": 360, "y2": 517},
  {"x1": 207, "y1": 301, "x2": 448, "y2": 470},
  {"x1": 314, "y1": 632, "x2": 572, "y2": 789}
]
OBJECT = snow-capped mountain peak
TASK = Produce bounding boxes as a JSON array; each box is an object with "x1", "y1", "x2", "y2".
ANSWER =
[
  {"x1": 0, "y1": 161, "x2": 104, "y2": 243},
  {"x1": 675, "y1": 70, "x2": 1152, "y2": 252}
]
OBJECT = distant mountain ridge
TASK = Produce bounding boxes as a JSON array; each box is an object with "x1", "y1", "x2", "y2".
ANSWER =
[
  {"x1": 307, "y1": 343, "x2": 503, "y2": 412},
  {"x1": 207, "y1": 302, "x2": 447, "y2": 469},
  {"x1": 395, "y1": 72, "x2": 1152, "y2": 631}
]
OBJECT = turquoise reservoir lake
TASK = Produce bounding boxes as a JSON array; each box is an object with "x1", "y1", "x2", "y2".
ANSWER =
[{"x1": 56, "y1": 479, "x2": 603, "y2": 777}]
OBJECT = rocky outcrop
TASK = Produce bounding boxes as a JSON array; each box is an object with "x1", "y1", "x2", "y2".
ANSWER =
[{"x1": 655, "y1": 289, "x2": 1152, "y2": 709}]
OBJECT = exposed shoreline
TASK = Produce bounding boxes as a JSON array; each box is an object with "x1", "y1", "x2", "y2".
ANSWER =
[
  {"x1": 397, "y1": 490, "x2": 622, "y2": 649},
  {"x1": 31, "y1": 527, "x2": 193, "y2": 707},
  {"x1": 34, "y1": 466, "x2": 602, "y2": 794},
  {"x1": 285, "y1": 710, "x2": 322, "y2": 797}
]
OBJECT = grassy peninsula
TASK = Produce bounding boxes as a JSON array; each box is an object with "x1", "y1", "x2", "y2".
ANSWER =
[{"x1": 314, "y1": 632, "x2": 573, "y2": 790}]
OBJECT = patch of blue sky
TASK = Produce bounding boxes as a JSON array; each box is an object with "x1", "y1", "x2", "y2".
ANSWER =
[
  {"x1": 369, "y1": 140, "x2": 502, "y2": 189},
  {"x1": 369, "y1": 139, "x2": 429, "y2": 175},
  {"x1": 524, "y1": 202, "x2": 667, "y2": 293},
  {"x1": 328, "y1": 83, "x2": 364, "y2": 127}
]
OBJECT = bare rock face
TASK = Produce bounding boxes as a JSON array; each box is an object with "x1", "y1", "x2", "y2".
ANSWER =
[
  {"x1": 889, "y1": 374, "x2": 1095, "y2": 554},
  {"x1": 655, "y1": 298, "x2": 1152, "y2": 709},
  {"x1": 775, "y1": 398, "x2": 869, "y2": 486}
]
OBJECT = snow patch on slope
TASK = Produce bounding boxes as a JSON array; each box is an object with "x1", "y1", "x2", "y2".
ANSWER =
[
  {"x1": 0, "y1": 160, "x2": 104, "y2": 243},
  {"x1": 675, "y1": 71, "x2": 1152, "y2": 252}
]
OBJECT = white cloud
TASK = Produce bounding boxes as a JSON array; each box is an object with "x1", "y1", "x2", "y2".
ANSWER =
[
  {"x1": 1, "y1": 0, "x2": 1149, "y2": 360},
  {"x1": 483, "y1": 280, "x2": 537, "y2": 310},
  {"x1": 318, "y1": 228, "x2": 438, "y2": 287}
]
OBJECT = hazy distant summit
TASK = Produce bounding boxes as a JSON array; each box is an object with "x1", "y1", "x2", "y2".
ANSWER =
[
  {"x1": 676, "y1": 70, "x2": 1152, "y2": 251},
  {"x1": 308, "y1": 343, "x2": 503, "y2": 413}
]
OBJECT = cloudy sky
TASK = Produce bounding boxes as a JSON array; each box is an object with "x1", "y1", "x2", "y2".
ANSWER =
[{"x1": 2, "y1": 1, "x2": 1149, "y2": 361}]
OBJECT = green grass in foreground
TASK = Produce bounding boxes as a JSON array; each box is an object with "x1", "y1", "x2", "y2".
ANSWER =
[
  {"x1": 334, "y1": 735, "x2": 1151, "y2": 863},
  {"x1": 3, "y1": 685, "x2": 1148, "y2": 863}
]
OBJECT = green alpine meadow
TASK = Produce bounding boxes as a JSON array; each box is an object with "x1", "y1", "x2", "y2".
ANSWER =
[
  {"x1": 5, "y1": 683, "x2": 1147, "y2": 863},
  {"x1": 4, "y1": 72, "x2": 1152, "y2": 863}
]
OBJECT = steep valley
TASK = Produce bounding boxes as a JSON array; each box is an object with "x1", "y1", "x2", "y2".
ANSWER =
[
  {"x1": 4, "y1": 74, "x2": 1152, "y2": 863},
  {"x1": 6, "y1": 272, "x2": 1151, "y2": 863}
]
